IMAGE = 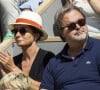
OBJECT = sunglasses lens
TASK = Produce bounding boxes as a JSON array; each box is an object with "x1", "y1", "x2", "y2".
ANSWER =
[
  {"x1": 19, "y1": 28, "x2": 27, "y2": 35},
  {"x1": 60, "y1": 19, "x2": 85, "y2": 31},
  {"x1": 68, "y1": 23, "x2": 76, "y2": 30},
  {"x1": 11, "y1": 29, "x2": 18, "y2": 35},
  {"x1": 78, "y1": 19, "x2": 85, "y2": 26},
  {"x1": 11, "y1": 28, "x2": 27, "y2": 35}
]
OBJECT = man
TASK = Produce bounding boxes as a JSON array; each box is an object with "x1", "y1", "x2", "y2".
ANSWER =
[
  {"x1": 40, "y1": 5, "x2": 100, "y2": 90},
  {"x1": 61, "y1": 0, "x2": 100, "y2": 38}
]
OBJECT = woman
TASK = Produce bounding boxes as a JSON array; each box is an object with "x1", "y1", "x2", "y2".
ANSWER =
[{"x1": 0, "y1": 10, "x2": 54, "y2": 89}]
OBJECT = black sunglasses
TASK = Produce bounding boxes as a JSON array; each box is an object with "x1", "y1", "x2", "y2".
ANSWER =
[
  {"x1": 60, "y1": 18, "x2": 86, "y2": 30},
  {"x1": 11, "y1": 27, "x2": 28, "y2": 35}
]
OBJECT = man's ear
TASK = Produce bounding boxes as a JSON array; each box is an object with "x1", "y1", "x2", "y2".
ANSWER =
[{"x1": 59, "y1": 30, "x2": 64, "y2": 38}]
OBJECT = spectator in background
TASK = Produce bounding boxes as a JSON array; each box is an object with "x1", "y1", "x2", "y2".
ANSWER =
[
  {"x1": 0, "y1": 72, "x2": 34, "y2": 90},
  {"x1": 40, "y1": 5, "x2": 100, "y2": 90},
  {"x1": 19, "y1": 0, "x2": 43, "y2": 12},
  {"x1": 0, "y1": 0, "x2": 43, "y2": 42},
  {"x1": 61, "y1": 0, "x2": 100, "y2": 38},
  {"x1": 0, "y1": 10, "x2": 55, "y2": 90},
  {"x1": 0, "y1": 0, "x2": 19, "y2": 41}
]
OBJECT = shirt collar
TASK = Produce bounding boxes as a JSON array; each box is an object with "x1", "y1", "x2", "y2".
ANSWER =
[{"x1": 59, "y1": 37, "x2": 94, "y2": 61}]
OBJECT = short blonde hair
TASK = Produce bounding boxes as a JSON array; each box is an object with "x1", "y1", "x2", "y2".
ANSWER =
[{"x1": 0, "y1": 72, "x2": 33, "y2": 90}]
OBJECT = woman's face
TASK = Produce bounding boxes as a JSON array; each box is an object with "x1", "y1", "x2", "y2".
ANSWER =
[{"x1": 13, "y1": 24, "x2": 37, "y2": 47}]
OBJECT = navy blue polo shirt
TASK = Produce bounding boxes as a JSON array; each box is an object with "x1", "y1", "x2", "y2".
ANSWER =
[{"x1": 40, "y1": 37, "x2": 100, "y2": 90}]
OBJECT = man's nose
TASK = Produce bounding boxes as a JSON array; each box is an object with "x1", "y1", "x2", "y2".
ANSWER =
[{"x1": 75, "y1": 23, "x2": 81, "y2": 30}]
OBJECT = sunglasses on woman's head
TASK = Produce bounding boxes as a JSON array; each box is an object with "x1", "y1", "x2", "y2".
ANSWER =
[
  {"x1": 60, "y1": 18, "x2": 86, "y2": 31},
  {"x1": 11, "y1": 27, "x2": 28, "y2": 35}
]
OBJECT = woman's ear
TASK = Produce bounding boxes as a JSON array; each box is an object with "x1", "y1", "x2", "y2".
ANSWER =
[{"x1": 34, "y1": 33, "x2": 40, "y2": 41}]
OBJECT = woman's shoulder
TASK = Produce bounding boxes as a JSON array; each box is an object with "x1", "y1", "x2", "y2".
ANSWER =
[
  {"x1": 39, "y1": 48, "x2": 55, "y2": 57},
  {"x1": 37, "y1": 48, "x2": 55, "y2": 67}
]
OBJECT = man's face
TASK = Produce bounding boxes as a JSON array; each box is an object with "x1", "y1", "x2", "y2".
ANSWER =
[{"x1": 60, "y1": 9, "x2": 88, "y2": 42}]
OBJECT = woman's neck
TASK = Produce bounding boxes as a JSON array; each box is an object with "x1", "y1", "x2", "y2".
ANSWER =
[{"x1": 22, "y1": 42, "x2": 39, "y2": 61}]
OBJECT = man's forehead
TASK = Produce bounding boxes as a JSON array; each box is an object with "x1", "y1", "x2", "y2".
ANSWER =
[{"x1": 63, "y1": 9, "x2": 84, "y2": 20}]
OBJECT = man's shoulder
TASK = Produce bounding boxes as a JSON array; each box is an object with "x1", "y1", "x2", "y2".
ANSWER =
[
  {"x1": 91, "y1": 37, "x2": 100, "y2": 44},
  {"x1": 48, "y1": 53, "x2": 62, "y2": 64}
]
